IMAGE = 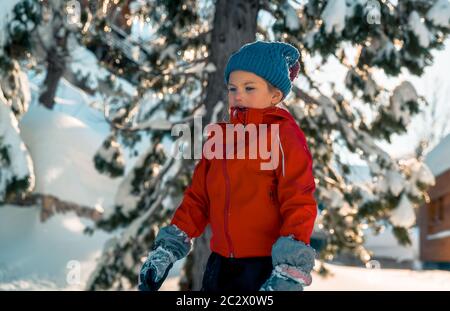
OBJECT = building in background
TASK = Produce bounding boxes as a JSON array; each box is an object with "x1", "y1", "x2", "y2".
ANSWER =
[{"x1": 420, "y1": 134, "x2": 450, "y2": 269}]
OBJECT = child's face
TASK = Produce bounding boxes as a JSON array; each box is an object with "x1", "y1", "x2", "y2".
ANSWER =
[{"x1": 227, "y1": 71, "x2": 283, "y2": 109}]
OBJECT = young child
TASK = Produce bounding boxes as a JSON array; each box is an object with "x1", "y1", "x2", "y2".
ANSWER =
[{"x1": 138, "y1": 41, "x2": 318, "y2": 292}]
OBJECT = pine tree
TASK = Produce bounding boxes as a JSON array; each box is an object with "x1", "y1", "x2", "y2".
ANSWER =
[{"x1": 1, "y1": 0, "x2": 449, "y2": 290}]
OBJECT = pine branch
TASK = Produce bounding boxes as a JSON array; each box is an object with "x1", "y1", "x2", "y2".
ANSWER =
[{"x1": 3, "y1": 193, "x2": 103, "y2": 223}]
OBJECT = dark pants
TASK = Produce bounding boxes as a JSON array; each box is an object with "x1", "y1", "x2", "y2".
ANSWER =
[{"x1": 200, "y1": 252, "x2": 273, "y2": 292}]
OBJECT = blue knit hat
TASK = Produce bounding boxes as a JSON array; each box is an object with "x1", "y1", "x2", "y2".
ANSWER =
[{"x1": 224, "y1": 40, "x2": 300, "y2": 100}]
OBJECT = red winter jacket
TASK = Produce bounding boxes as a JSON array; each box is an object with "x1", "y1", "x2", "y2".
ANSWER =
[{"x1": 170, "y1": 104, "x2": 317, "y2": 258}]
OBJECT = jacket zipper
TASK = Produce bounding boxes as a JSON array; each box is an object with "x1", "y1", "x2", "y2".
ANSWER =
[
  {"x1": 222, "y1": 145, "x2": 235, "y2": 258},
  {"x1": 269, "y1": 188, "x2": 275, "y2": 206},
  {"x1": 221, "y1": 108, "x2": 245, "y2": 258}
]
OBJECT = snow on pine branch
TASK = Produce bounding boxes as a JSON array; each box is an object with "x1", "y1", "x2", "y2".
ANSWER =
[
  {"x1": 304, "y1": 87, "x2": 433, "y2": 231},
  {"x1": 426, "y1": 0, "x2": 450, "y2": 28},
  {"x1": 183, "y1": 62, "x2": 216, "y2": 75},
  {"x1": 321, "y1": 0, "x2": 347, "y2": 35},
  {"x1": 0, "y1": 89, "x2": 34, "y2": 201},
  {"x1": 280, "y1": 1, "x2": 300, "y2": 31},
  {"x1": 388, "y1": 81, "x2": 419, "y2": 127},
  {"x1": 93, "y1": 133, "x2": 125, "y2": 178},
  {"x1": 408, "y1": 11, "x2": 432, "y2": 48},
  {"x1": 0, "y1": 61, "x2": 31, "y2": 118},
  {"x1": 101, "y1": 143, "x2": 180, "y2": 222}
]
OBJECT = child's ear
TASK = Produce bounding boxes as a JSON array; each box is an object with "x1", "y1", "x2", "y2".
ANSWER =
[{"x1": 271, "y1": 89, "x2": 283, "y2": 104}]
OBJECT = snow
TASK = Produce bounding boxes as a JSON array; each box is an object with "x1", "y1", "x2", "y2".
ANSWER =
[
  {"x1": 341, "y1": 122, "x2": 357, "y2": 144},
  {"x1": 364, "y1": 75, "x2": 377, "y2": 99},
  {"x1": 346, "y1": 165, "x2": 371, "y2": 183},
  {"x1": 408, "y1": 11, "x2": 431, "y2": 48},
  {"x1": 336, "y1": 164, "x2": 421, "y2": 262},
  {"x1": 304, "y1": 30, "x2": 316, "y2": 49},
  {"x1": 321, "y1": 0, "x2": 347, "y2": 35},
  {"x1": 1, "y1": 61, "x2": 32, "y2": 117},
  {"x1": 281, "y1": 2, "x2": 300, "y2": 31},
  {"x1": 0, "y1": 78, "x2": 122, "y2": 290},
  {"x1": 96, "y1": 135, "x2": 125, "y2": 166},
  {"x1": 134, "y1": 118, "x2": 173, "y2": 130},
  {"x1": 158, "y1": 44, "x2": 179, "y2": 63},
  {"x1": 374, "y1": 40, "x2": 400, "y2": 66},
  {"x1": 111, "y1": 147, "x2": 156, "y2": 218},
  {"x1": 389, "y1": 193, "x2": 416, "y2": 228},
  {"x1": 318, "y1": 95, "x2": 338, "y2": 124},
  {"x1": 159, "y1": 226, "x2": 437, "y2": 291},
  {"x1": 160, "y1": 258, "x2": 450, "y2": 291},
  {"x1": 390, "y1": 81, "x2": 418, "y2": 126},
  {"x1": 324, "y1": 188, "x2": 345, "y2": 209},
  {"x1": 18, "y1": 104, "x2": 121, "y2": 204},
  {"x1": 0, "y1": 0, "x2": 22, "y2": 51},
  {"x1": 425, "y1": 133, "x2": 450, "y2": 177},
  {"x1": 184, "y1": 62, "x2": 217, "y2": 75},
  {"x1": 0, "y1": 92, "x2": 35, "y2": 201},
  {"x1": 427, "y1": 229, "x2": 450, "y2": 241},
  {"x1": 0, "y1": 205, "x2": 106, "y2": 290},
  {"x1": 129, "y1": 0, "x2": 147, "y2": 14},
  {"x1": 210, "y1": 101, "x2": 224, "y2": 124},
  {"x1": 68, "y1": 37, "x2": 137, "y2": 98},
  {"x1": 109, "y1": 169, "x2": 141, "y2": 219},
  {"x1": 364, "y1": 226, "x2": 419, "y2": 262},
  {"x1": 308, "y1": 261, "x2": 450, "y2": 291},
  {"x1": 376, "y1": 170, "x2": 404, "y2": 196},
  {"x1": 426, "y1": 0, "x2": 450, "y2": 28},
  {"x1": 409, "y1": 159, "x2": 435, "y2": 186},
  {"x1": 402, "y1": 158, "x2": 435, "y2": 198}
]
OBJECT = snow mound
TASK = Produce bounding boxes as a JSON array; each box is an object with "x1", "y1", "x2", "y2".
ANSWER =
[
  {"x1": 18, "y1": 103, "x2": 120, "y2": 207},
  {"x1": 0, "y1": 101, "x2": 122, "y2": 289}
]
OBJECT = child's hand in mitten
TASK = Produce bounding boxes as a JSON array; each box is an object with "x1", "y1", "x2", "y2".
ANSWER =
[
  {"x1": 138, "y1": 225, "x2": 191, "y2": 291},
  {"x1": 259, "y1": 235, "x2": 316, "y2": 291},
  {"x1": 138, "y1": 246, "x2": 175, "y2": 291},
  {"x1": 260, "y1": 264, "x2": 312, "y2": 291}
]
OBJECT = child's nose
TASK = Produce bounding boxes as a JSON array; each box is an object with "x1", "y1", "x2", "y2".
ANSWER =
[{"x1": 234, "y1": 90, "x2": 243, "y2": 101}]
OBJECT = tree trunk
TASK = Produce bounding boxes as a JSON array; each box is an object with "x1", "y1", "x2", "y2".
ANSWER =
[
  {"x1": 183, "y1": 0, "x2": 259, "y2": 291},
  {"x1": 38, "y1": 17, "x2": 68, "y2": 110},
  {"x1": 39, "y1": 46, "x2": 67, "y2": 109}
]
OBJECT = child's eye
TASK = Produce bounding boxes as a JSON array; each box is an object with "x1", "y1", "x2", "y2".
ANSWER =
[{"x1": 227, "y1": 87, "x2": 254, "y2": 92}]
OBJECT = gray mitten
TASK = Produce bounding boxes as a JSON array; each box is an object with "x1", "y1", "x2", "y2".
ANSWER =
[
  {"x1": 260, "y1": 235, "x2": 316, "y2": 291},
  {"x1": 138, "y1": 224, "x2": 191, "y2": 291}
]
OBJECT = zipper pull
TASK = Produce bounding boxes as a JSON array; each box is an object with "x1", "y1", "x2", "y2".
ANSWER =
[{"x1": 230, "y1": 252, "x2": 234, "y2": 258}]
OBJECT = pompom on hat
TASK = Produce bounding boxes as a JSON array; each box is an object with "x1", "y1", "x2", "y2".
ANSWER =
[{"x1": 224, "y1": 40, "x2": 300, "y2": 100}]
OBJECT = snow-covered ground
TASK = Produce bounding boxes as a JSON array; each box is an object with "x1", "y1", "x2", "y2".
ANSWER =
[
  {"x1": 160, "y1": 260, "x2": 450, "y2": 291},
  {"x1": 308, "y1": 262, "x2": 450, "y2": 291}
]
